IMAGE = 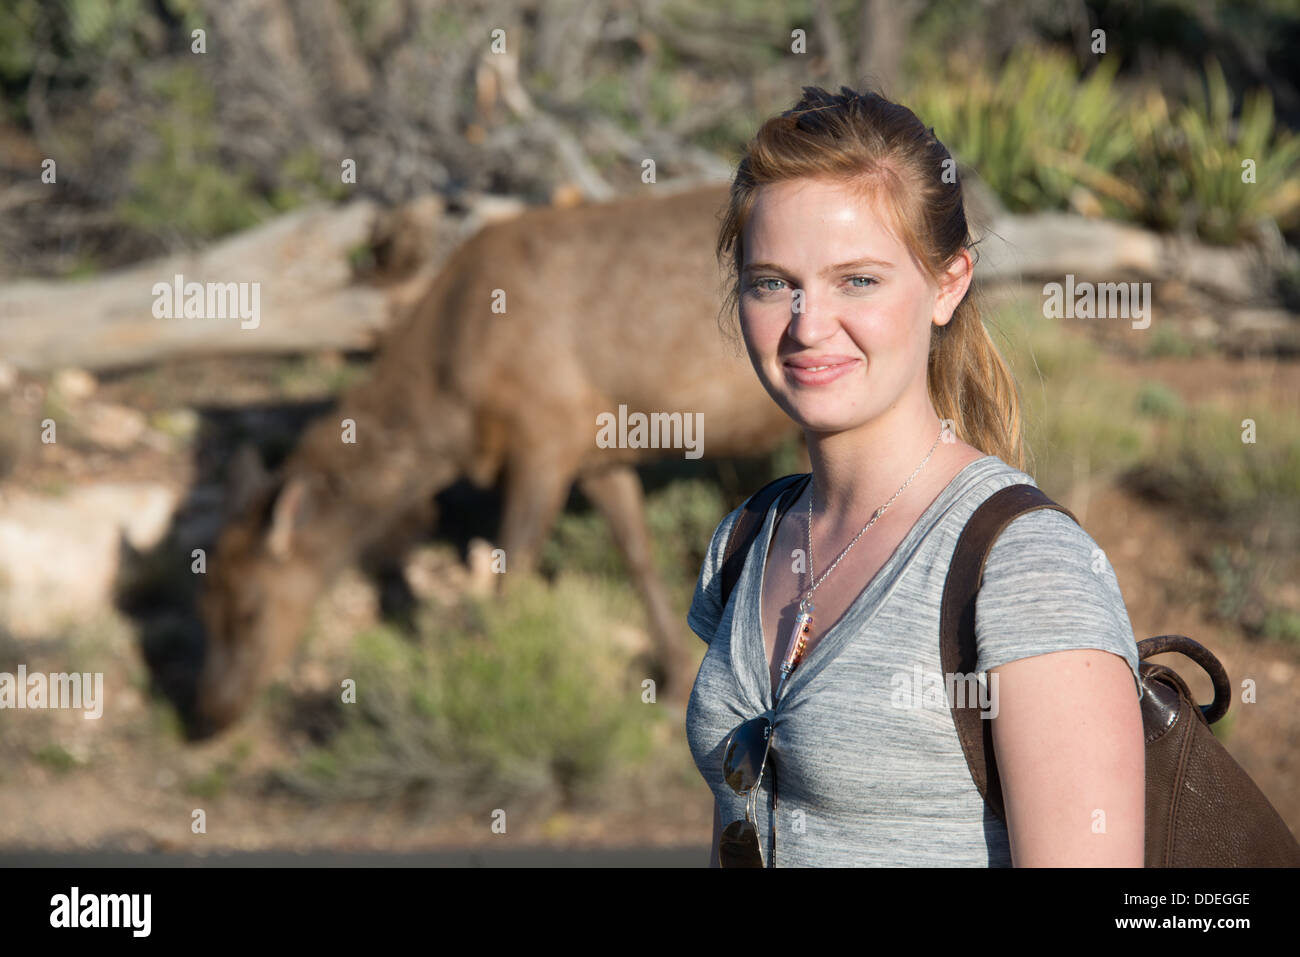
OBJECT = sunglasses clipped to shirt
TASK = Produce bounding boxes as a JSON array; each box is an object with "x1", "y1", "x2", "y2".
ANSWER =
[
  {"x1": 718, "y1": 476, "x2": 816, "y2": 868},
  {"x1": 719, "y1": 711, "x2": 779, "y2": 867}
]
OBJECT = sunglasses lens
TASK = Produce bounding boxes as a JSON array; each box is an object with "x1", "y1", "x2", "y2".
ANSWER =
[
  {"x1": 719, "y1": 819, "x2": 763, "y2": 868},
  {"x1": 723, "y1": 715, "x2": 772, "y2": 794}
]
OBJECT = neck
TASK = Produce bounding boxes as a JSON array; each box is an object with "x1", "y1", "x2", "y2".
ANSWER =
[
  {"x1": 803, "y1": 396, "x2": 951, "y2": 529},
  {"x1": 275, "y1": 383, "x2": 471, "y2": 571}
]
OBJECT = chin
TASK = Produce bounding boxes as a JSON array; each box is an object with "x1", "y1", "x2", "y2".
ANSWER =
[{"x1": 781, "y1": 402, "x2": 860, "y2": 435}]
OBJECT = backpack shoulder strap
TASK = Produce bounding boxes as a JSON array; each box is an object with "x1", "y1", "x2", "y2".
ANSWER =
[
  {"x1": 939, "y1": 483, "x2": 1078, "y2": 821},
  {"x1": 719, "y1": 473, "x2": 811, "y2": 613}
]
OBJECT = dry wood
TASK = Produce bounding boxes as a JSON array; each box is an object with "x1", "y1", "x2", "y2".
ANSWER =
[{"x1": 2, "y1": 175, "x2": 1292, "y2": 376}]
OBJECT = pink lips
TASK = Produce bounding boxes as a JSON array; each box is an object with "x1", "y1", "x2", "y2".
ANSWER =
[{"x1": 783, "y1": 356, "x2": 860, "y2": 386}]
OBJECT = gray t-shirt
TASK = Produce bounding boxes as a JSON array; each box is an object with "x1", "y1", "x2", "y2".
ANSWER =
[{"x1": 685, "y1": 454, "x2": 1144, "y2": 867}]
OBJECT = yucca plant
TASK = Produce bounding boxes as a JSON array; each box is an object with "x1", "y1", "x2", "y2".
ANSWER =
[
  {"x1": 906, "y1": 47, "x2": 1136, "y2": 215},
  {"x1": 908, "y1": 49, "x2": 1300, "y2": 245},
  {"x1": 1124, "y1": 58, "x2": 1300, "y2": 244}
]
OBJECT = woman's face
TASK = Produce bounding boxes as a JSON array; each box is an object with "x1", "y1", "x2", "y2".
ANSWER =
[{"x1": 738, "y1": 177, "x2": 970, "y2": 435}]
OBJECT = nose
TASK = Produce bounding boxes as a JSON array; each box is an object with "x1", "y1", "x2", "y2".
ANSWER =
[
  {"x1": 192, "y1": 637, "x2": 250, "y2": 736},
  {"x1": 192, "y1": 673, "x2": 243, "y2": 737},
  {"x1": 785, "y1": 291, "x2": 838, "y2": 344}
]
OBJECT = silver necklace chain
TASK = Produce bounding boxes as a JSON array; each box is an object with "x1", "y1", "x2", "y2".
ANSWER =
[{"x1": 801, "y1": 426, "x2": 944, "y2": 611}]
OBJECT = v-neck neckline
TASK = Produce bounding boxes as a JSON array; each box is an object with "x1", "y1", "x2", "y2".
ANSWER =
[{"x1": 748, "y1": 455, "x2": 999, "y2": 710}]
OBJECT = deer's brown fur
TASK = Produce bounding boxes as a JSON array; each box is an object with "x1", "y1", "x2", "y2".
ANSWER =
[{"x1": 194, "y1": 184, "x2": 797, "y2": 734}]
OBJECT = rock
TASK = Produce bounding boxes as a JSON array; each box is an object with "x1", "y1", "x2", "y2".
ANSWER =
[
  {"x1": 399, "y1": 543, "x2": 472, "y2": 607},
  {"x1": 466, "y1": 537, "x2": 496, "y2": 597},
  {"x1": 1221, "y1": 308, "x2": 1300, "y2": 354},
  {"x1": 79, "y1": 402, "x2": 149, "y2": 450},
  {"x1": 1226, "y1": 308, "x2": 1295, "y2": 332},
  {"x1": 1186, "y1": 316, "x2": 1220, "y2": 341},
  {"x1": 0, "y1": 482, "x2": 179, "y2": 638},
  {"x1": 52, "y1": 368, "x2": 97, "y2": 400}
]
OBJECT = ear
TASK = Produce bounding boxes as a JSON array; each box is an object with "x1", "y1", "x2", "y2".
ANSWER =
[
  {"x1": 933, "y1": 249, "x2": 974, "y2": 328},
  {"x1": 265, "y1": 473, "x2": 316, "y2": 561},
  {"x1": 226, "y1": 443, "x2": 270, "y2": 516}
]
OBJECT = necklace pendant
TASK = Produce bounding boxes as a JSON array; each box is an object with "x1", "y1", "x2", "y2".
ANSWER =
[{"x1": 782, "y1": 603, "x2": 815, "y2": 674}]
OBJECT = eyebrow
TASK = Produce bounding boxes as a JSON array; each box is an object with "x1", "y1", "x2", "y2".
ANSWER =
[{"x1": 742, "y1": 257, "x2": 895, "y2": 276}]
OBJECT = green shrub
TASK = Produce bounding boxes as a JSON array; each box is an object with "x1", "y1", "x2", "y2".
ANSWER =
[
  {"x1": 32, "y1": 743, "x2": 79, "y2": 773},
  {"x1": 116, "y1": 65, "x2": 269, "y2": 240},
  {"x1": 906, "y1": 48, "x2": 1135, "y2": 215},
  {"x1": 1125, "y1": 58, "x2": 1300, "y2": 243},
  {"x1": 273, "y1": 574, "x2": 665, "y2": 816},
  {"x1": 907, "y1": 49, "x2": 1300, "y2": 244},
  {"x1": 1143, "y1": 324, "x2": 1207, "y2": 358},
  {"x1": 1135, "y1": 381, "x2": 1185, "y2": 420}
]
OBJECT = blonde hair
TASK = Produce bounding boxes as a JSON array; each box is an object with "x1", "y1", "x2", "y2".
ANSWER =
[{"x1": 715, "y1": 84, "x2": 1026, "y2": 472}]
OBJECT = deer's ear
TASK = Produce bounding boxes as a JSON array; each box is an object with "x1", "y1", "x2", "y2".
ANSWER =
[
  {"x1": 265, "y1": 473, "x2": 315, "y2": 560},
  {"x1": 226, "y1": 443, "x2": 270, "y2": 516}
]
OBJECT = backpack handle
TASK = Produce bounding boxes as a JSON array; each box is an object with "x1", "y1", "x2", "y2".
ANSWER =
[{"x1": 1138, "y1": 634, "x2": 1231, "y2": 725}]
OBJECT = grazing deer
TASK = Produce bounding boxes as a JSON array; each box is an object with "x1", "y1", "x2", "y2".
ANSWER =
[{"x1": 193, "y1": 183, "x2": 799, "y2": 735}]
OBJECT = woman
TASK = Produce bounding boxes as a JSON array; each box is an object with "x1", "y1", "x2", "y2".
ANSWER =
[{"x1": 685, "y1": 86, "x2": 1145, "y2": 867}]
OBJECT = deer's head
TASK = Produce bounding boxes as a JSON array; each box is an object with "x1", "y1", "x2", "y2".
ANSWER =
[{"x1": 193, "y1": 444, "x2": 335, "y2": 736}]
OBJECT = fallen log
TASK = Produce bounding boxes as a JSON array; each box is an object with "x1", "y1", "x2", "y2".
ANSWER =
[
  {"x1": 0, "y1": 183, "x2": 1292, "y2": 375},
  {"x1": 973, "y1": 210, "x2": 1287, "y2": 302}
]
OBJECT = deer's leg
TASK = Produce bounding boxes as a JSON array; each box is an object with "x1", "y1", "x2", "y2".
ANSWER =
[
  {"x1": 576, "y1": 464, "x2": 695, "y2": 701},
  {"x1": 496, "y1": 443, "x2": 580, "y2": 578},
  {"x1": 357, "y1": 493, "x2": 439, "y2": 632}
]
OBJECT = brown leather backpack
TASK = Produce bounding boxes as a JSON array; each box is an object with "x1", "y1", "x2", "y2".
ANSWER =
[{"x1": 718, "y1": 474, "x2": 1300, "y2": 867}]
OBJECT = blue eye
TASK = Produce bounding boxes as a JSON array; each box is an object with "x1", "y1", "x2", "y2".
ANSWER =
[
  {"x1": 749, "y1": 276, "x2": 877, "y2": 293},
  {"x1": 747, "y1": 275, "x2": 878, "y2": 297}
]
